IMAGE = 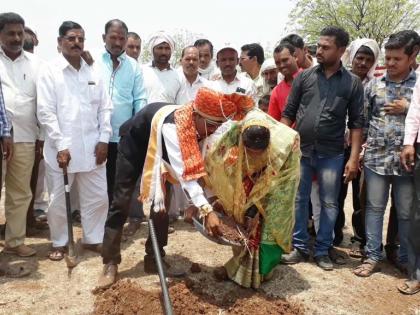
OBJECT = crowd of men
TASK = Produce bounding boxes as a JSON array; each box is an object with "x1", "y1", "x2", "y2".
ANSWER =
[{"x1": 0, "y1": 11, "x2": 419, "y2": 296}]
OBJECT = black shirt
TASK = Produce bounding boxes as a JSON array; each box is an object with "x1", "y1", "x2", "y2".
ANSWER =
[{"x1": 282, "y1": 64, "x2": 364, "y2": 157}]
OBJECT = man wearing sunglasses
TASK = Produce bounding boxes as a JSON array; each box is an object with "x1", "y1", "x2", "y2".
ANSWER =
[{"x1": 95, "y1": 87, "x2": 254, "y2": 291}]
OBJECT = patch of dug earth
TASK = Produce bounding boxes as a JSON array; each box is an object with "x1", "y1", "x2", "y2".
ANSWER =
[
  {"x1": 218, "y1": 215, "x2": 246, "y2": 243},
  {"x1": 93, "y1": 278, "x2": 303, "y2": 315}
]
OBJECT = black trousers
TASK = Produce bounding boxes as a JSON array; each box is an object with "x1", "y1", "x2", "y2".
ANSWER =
[
  {"x1": 409, "y1": 143, "x2": 420, "y2": 255},
  {"x1": 102, "y1": 102, "x2": 173, "y2": 265},
  {"x1": 335, "y1": 147, "x2": 364, "y2": 244},
  {"x1": 106, "y1": 142, "x2": 119, "y2": 205}
]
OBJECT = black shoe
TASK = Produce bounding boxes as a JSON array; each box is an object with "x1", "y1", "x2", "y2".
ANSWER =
[
  {"x1": 143, "y1": 255, "x2": 185, "y2": 277},
  {"x1": 72, "y1": 210, "x2": 81, "y2": 223},
  {"x1": 315, "y1": 255, "x2": 333, "y2": 271},
  {"x1": 281, "y1": 249, "x2": 309, "y2": 265}
]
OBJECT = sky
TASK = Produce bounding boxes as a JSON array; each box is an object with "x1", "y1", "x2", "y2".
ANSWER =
[{"x1": 2, "y1": 0, "x2": 295, "y2": 61}]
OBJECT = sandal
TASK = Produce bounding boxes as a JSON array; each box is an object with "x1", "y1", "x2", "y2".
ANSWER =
[
  {"x1": 48, "y1": 247, "x2": 66, "y2": 261},
  {"x1": 349, "y1": 245, "x2": 366, "y2": 259},
  {"x1": 397, "y1": 280, "x2": 420, "y2": 295},
  {"x1": 353, "y1": 259, "x2": 381, "y2": 277}
]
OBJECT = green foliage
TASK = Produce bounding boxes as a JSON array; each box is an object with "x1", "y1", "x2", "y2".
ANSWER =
[{"x1": 288, "y1": 0, "x2": 420, "y2": 47}]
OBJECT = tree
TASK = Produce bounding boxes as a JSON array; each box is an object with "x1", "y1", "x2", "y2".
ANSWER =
[
  {"x1": 287, "y1": 0, "x2": 420, "y2": 47},
  {"x1": 141, "y1": 29, "x2": 204, "y2": 67}
]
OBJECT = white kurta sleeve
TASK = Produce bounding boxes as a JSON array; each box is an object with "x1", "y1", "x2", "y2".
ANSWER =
[
  {"x1": 161, "y1": 123, "x2": 208, "y2": 207},
  {"x1": 97, "y1": 77, "x2": 113, "y2": 143},
  {"x1": 37, "y1": 66, "x2": 69, "y2": 151}
]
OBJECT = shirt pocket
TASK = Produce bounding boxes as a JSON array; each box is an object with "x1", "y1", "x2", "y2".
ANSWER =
[{"x1": 88, "y1": 84, "x2": 102, "y2": 105}]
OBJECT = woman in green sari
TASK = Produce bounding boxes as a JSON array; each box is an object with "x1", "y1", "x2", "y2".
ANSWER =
[{"x1": 204, "y1": 109, "x2": 301, "y2": 289}]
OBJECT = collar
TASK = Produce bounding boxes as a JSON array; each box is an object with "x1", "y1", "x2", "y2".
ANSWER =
[
  {"x1": 382, "y1": 69, "x2": 417, "y2": 84},
  {"x1": 315, "y1": 62, "x2": 345, "y2": 75},
  {"x1": 102, "y1": 49, "x2": 126, "y2": 62},
  {"x1": 0, "y1": 46, "x2": 27, "y2": 62},
  {"x1": 221, "y1": 71, "x2": 241, "y2": 83},
  {"x1": 151, "y1": 60, "x2": 172, "y2": 70},
  {"x1": 57, "y1": 53, "x2": 87, "y2": 71}
]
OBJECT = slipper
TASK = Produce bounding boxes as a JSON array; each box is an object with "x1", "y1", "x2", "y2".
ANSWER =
[
  {"x1": 0, "y1": 266, "x2": 31, "y2": 278},
  {"x1": 48, "y1": 247, "x2": 66, "y2": 261},
  {"x1": 353, "y1": 259, "x2": 381, "y2": 277},
  {"x1": 398, "y1": 280, "x2": 420, "y2": 295}
]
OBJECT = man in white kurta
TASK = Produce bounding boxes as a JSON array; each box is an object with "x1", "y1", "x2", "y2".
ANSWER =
[{"x1": 37, "y1": 21, "x2": 112, "y2": 258}]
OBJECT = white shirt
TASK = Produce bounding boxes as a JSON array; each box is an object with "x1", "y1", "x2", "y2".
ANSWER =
[
  {"x1": 404, "y1": 77, "x2": 420, "y2": 145},
  {"x1": 37, "y1": 55, "x2": 113, "y2": 173},
  {"x1": 175, "y1": 68, "x2": 210, "y2": 104},
  {"x1": 211, "y1": 71, "x2": 257, "y2": 101},
  {"x1": 141, "y1": 63, "x2": 181, "y2": 103},
  {"x1": 161, "y1": 123, "x2": 207, "y2": 207},
  {"x1": 0, "y1": 47, "x2": 43, "y2": 142}
]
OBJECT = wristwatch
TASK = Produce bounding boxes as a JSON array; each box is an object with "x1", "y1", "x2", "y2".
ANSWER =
[{"x1": 198, "y1": 204, "x2": 214, "y2": 218}]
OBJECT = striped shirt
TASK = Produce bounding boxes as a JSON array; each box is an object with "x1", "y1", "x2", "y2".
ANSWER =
[{"x1": 0, "y1": 78, "x2": 11, "y2": 137}]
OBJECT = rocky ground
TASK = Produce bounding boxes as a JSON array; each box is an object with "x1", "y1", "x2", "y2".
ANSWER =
[{"x1": 0, "y1": 188, "x2": 419, "y2": 315}]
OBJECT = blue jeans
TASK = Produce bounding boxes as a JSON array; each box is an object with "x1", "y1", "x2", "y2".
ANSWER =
[
  {"x1": 364, "y1": 167, "x2": 413, "y2": 263},
  {"x1": 293, "y1": 152, "x2": 344, "y2": 257}
]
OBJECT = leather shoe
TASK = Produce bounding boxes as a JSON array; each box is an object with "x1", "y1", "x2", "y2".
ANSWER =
[
  {"x1": 281, "y1": 249, "x2": 309, "y2": 265},
  {"x1": 144, "y1": 255, "x2": 185, "y2": 277},
  {"x1": 94, "y1": 264, "x2": 118, "y2": 292},
  {"x1": 315, "y1": 255, "x2": 334, "y2": 271},
  {"x1": 3, "y1": 244, "x2": 36, "y2": 257}
]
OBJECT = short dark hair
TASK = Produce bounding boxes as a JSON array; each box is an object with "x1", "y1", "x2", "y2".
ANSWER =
[
  {"x1": 242, "y1": 125, "x2": 270, "y2": 151},
  {"x1": 258, "y1": 94, "x2": 271, "y2": 106},
  {"x1": 59, "y1": 21, "x2": 83, "y2": 37},
  {"x1": 356, "y1": 45, "x2": 374, "y2": 57},
  {"x1": 385, "y1": 30, "x2": 420, "y2": 56},
  {"x1": 127, "y1": 31, "x2": 141, "y2": 41},
  {"x1": 241, "y1": 43, "x2": 265, "y2": 65},
  {"x1": 104, "y1": 19, "x2": 128, "y2": 35},
  {"x1": 320, "y1": 26, "x2": 350, "y2": 48},
  {"x1": 280, "y1": 34, "x2": 304, "y2": 49},
  {"x1": 0, "y1": 12, "x2": 25, "y2": 32},
  {"x1": 194, "y1": 39, "x2": 214, "y2": 57},
  {"x1": 273, "y1": 43, "x2": 295, "y2": 55},
  {"x1": 23, "y1": 35, "x2": 34, "y2": 52},
  {"x1": 181, "y1": 45, "x2": 198, "y2": 58}
]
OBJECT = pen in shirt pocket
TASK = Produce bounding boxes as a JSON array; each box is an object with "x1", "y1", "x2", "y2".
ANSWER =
[
  {"x1": 23, "y1": 74, "x2": 26, "y2": 80},
  {"x1": 88, "y1": 81, "x2": 96, "y2": 85}
]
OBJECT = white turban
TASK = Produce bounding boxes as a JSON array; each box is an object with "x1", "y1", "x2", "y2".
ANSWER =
[
  {"x1": 261, "y1": 58, "x2": 277, "y2": 73},
  {"x1": 342, "y1": 38, "x2": 380, "y2": 80},
  {"x1": 148, "y1": 31, "x2": 175, "y2": 55}
]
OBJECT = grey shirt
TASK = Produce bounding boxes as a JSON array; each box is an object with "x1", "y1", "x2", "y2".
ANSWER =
[{"x1": 282, "y1": 64, "x2": 364, "y2": 157}]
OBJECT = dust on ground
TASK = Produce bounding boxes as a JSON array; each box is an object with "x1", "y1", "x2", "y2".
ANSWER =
[{"x1": 0, "y1": 188, "x2": 419, "y2": 315}]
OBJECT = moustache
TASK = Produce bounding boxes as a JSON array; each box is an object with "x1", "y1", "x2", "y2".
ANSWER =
[{"x1": 71, "y1": 45, "x2": 82, "y2": 50}]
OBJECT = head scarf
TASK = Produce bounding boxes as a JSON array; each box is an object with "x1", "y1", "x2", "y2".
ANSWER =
[
  {"x1": 174, "y1": 87, "x2": 254, "y2": 181},
  {"x1": 193, "y1": 87, "x2": 254, "y2": 121},
  {"x1": 148, "y1": 31, "x2": 175, "y2": 55},
  {"x1": 342, "y1": 38, "x2": 380, "y2": 80},
  {"x1": 260, "y1": 58, "x2": 276, "y2": 73}
]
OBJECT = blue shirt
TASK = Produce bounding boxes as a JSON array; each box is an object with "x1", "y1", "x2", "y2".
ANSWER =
[
  {"x1": 0, "y1": 77, "x2": 11, "y2": 137},
  {"x1": 98, "y1": 50, "x2": 147, "y2": 142}
]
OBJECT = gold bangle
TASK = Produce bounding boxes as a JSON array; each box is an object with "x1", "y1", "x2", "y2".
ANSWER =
[{"x1": 199, "y1": 204, "x2": 213, "y2": 218}]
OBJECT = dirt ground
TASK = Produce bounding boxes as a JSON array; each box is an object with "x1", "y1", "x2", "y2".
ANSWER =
[{"x1": 0, "y1": 188, "x2": 419, "y2": 315}]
